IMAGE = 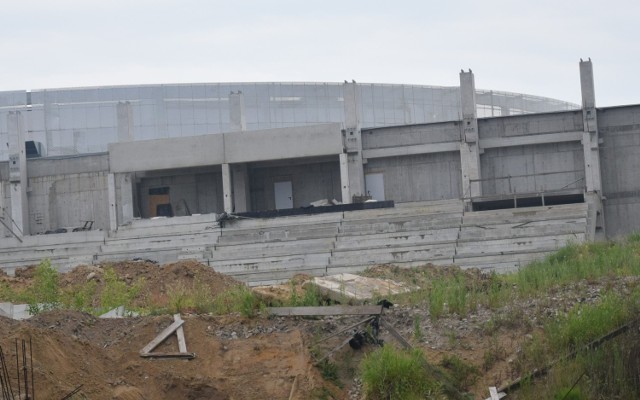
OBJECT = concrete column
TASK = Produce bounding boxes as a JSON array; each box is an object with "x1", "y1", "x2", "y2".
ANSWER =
[
  {"x1": 107, "y1": 173, "x2": 117, "y2": 231},
  {"x1": 119, "y1": 173, "x2": 134, "y2": 225},
  {"x1": 117, "y1": 101, "x2": 134, "y2": 142},
  {"x1": 339, "y1": 153, "x2": 350, "y2": 203},
  {"x1": 580, "y1": 59, "x2": 602, "y2": 193},
  {"x1": 229, "y1": 91, "x2": 247, "y2": 132},
  {"x1": 8, "y1": 111, "x2": 28, "y2": 237},
  {"x1": 342, "y1": 82, "x2": 365, "y2": 203},
  {"x1": 459, "y1": 70, "x2": 482, "y2": 200},
  {"x1": 579, "y1": 58, "x2": 605, "y2": 239},
  {"x1": 222, "y1": 163, "x2": 233, "y2": 213},
  {"x1": 231, "y1": 163, "x2": 250, "y2": 212}
]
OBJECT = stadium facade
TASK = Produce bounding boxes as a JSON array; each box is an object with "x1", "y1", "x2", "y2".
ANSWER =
[{"x1": 0, "y1": 60, "x2": 639, "y2": 281}]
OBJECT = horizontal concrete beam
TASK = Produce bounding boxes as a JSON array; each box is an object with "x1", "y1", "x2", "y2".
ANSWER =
[
  {"x1": 109, "y1": 123, "x2": 343, "y2": 173},
  {"x1": 362, "y1": 142, "x2": 459, "y2": 159},
  {"x1": 479, "y1": 131, "x2": 582, "y2": 149}
]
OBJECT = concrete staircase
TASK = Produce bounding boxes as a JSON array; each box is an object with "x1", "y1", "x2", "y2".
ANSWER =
[
  {"x1": 99, "y1": 214, "x2": 221, "y2": 265},
  {"x1": 453, "y1": 203, "x2": 588, "y2": 272},
  {"x1": 0, "y1": 200, "x2": 589, "y2": 286},
  {"x1": 327, "y1": 200, "x2": 463, "y2": 274}
]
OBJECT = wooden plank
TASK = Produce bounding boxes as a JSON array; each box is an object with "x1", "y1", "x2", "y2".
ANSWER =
[
  {"x1": 484, "y1": 386, "x2": 506, "y2": 400},
  {"x1": 174, "y1": 314, "x2": 187, "y2": 353},
  {"x1": 268, "y1": 305, "x2": 383, "y2": 317},
  {"x1": 140, "y1": 352, "x2": 195, "y2": 359},
  {"x1": 140, "y1": 319, "x2": 184, "y2": 354},
  {"x1": 381, "y1": 319, "x2": 412, "y2": 349}
]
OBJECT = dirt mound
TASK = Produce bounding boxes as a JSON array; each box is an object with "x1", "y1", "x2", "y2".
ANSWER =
[{"x1": 0, "y1": 311, "x2": 342, "y2": 399}]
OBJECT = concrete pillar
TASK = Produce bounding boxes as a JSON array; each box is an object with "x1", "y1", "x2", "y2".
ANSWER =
[
  {"x1": 339, "y1": 153, "x2": 350, "y2": 203},
  {"x1": 119, "y1": 173, "x2": 134, "y2": 225},
  {"x1": 579, "y1": 59, "x2": 605, "y2": 239},
  {"x1": 342, "y1": 82, "x2": 365, "y2": 203},
  {"x1": 222, "y1": 163, "x2": 233, "y2": 213},
  {"x1": 231, "y1": 163, "x2": 250, "y2": 212},
  {"x1": 107, "y1": 173, "x2": 117, "y2": 231},
  {"x1": 229, "y1": 91, "x2": 247, "y2": 132},
  {"x1": 580, "y1": 59, "x2": 602, "y2": 193},
  {"x1": 117, "y1": 101, "x2": 134, "y2": 142},
  {"x1": 459, "y1": 70, "x2": 482, "y2": 200},
  {"x1": 7, "y1": 111, "x2": 28, "y2": 237}
]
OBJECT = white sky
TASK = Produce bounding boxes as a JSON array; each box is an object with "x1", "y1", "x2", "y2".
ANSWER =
[{"x1": 1, "y1": 0, "x2": 639, "y2": 106}]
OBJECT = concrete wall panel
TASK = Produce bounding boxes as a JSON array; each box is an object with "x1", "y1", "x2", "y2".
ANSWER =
[
  {"x1": 249, "y1": 161, "x2": 341, "y2": 211},
  {"x1": 480, "y1": 142, "x2": 585, "y2": 195},
  {"x1": 136, "y1": 170, "x2": 223, "y2": 218},
  {"x1": 598, "y1": 105, "x2": 640, "y2": 236},
  {"x1": 364, "y1": 152, "x2": 462, "y2": 202}
]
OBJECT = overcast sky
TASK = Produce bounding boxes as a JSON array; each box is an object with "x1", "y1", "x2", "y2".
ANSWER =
[{"x1": 2, "y1": 0, "x2": 638, "y2": 106}]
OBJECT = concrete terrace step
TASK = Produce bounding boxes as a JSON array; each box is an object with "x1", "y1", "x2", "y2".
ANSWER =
[
  {"x1": 0, "y1": 230, "x2": 106, "y2": 250},
  {"x1": 326, "y1": 257, "x2": 454, "y2": 276},
  {"x1": 218, "y1": 223, "x2": 339, "y2": 245},
  {"x1": 221, "y1": 212, "x2": 344, "y2": 230},
  {"x1": 453, "y1": 250, "x2": 554, "y2": 272},
  {"x1": 458, "y1": 219, "x2": 587, "y2": 241},
  {"x1": 0, "y1": 243, "x2": 102, "y2": 263},
  {"x1": 395, "y1": 199, "x2": 464, "y2": 210},
  {"x1": 211, "y1": 238, "x2": 335, "y2": 260},
  {"x1": 342, "y1": 206, "x2": 463, "y2": 222},
  {"x1": 339, "y1": 215, "x2": 463, "y2": 235},
  {"x1": 101, "y1": 232, "x2": 220, "y2": 253},
  {"x1": 455, "y1": 233, "x2": 585, "y2": 258},
  {"x1": 335, "y1": 228, "x2": 460, "y2": 250},
  {"x1": 461, "y1": 204, "x2": 588, "y2": 226},
  {"x1": 330, "y1": 243, "x2": 456, "y2": 266},
  {"x1": 110, "y1": 221, "x2": 220, "y2": 240},
  {"x1": 211, "y1": 252, "x2": 330, "y2": 269}
]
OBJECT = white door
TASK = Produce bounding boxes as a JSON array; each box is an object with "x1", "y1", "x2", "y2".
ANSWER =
[
  {"x1": 274, "y1": 181, "x2": 293, "y2": 209},
  {"x1": 365, "y1": 173, "x2": 385, "y2": 201}
]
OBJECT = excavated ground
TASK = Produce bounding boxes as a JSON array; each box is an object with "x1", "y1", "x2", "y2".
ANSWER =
[{"x1": 1, "y1": 261, "x2": 637, "y2": 399}]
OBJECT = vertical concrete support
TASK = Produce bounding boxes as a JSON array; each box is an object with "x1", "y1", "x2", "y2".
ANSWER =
[
  {"x1": 116, "y1": 101, "x2": 134, "y2": 142},
  {"x1": 222, "y1": 163, "x2": 233, "y2": 213},
  {"x1": 459, "y1": 70, "x2": 482, "y2": 201},
  {"x1": 231, "y1": 163, "x2": 250, "y2": 212},
  {"x1": 580, "y1": 59, "x2": 602, "y2": 193},
  {"x1": 579, "y1": 59, "x2": 605, "y2": 239},
  {"x1": 7, "y1": 111, "x2": 28, "y2": 237},
  {"x1": 229, "y1": 91, "x2": 247, "y2": 132},
  {"x1": 339, "y1": 153, "x2": 351, "y2": 204},
  {"x1": 119, "y1": 173, "x2": 134, "y2": 225},
  {"x1": 342, "y1": 82, "x2": 364, "y2": 203},
  {"x1": 107, "y1": 173, "x2": 117, "y2": 231}
]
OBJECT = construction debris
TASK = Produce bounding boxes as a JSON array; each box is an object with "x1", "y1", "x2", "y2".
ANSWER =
[
  {"x1": 140, "y1": 314, "x2": 195, "y2": 359},
  {"x1": 311, "y1": 273, "x2": 411, "y2": 303}
]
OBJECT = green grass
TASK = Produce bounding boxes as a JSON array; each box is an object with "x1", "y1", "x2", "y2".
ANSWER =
[
  {"x1": 514, "y1": 287, "x2": 640, "y2": 400},
  {"x1": 366, "y1": 235, "x2": 640, "y2": 321},
  {"x1": 360, "y1": 346, "x2": 442, "y2": 400}
]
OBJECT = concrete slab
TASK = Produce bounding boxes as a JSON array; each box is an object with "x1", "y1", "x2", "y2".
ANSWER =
[{"x1": 312, "y1": 273, "x2": 411, "y2": 302}]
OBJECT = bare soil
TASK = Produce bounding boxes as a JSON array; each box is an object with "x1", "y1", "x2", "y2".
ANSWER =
[{"x1": 1, "y1": 261, "x2": 637, "y2": 399}]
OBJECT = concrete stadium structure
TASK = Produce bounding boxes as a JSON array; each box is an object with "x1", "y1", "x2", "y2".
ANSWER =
[{"x1": 0, "y1": 60, "x2": 638, "y2": 284}]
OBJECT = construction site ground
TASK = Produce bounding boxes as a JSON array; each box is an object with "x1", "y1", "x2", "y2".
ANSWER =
[{"x1": 0, "y1": 260, "x2": 637, "y2": 399}]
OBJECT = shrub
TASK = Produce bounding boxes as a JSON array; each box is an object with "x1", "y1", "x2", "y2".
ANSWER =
[
  {"x1": 360, "y1": 346, "x2": 441, "y2": 400},
  {"x1": 27, "y1": 259, "x2": 60, "y2": 314}
]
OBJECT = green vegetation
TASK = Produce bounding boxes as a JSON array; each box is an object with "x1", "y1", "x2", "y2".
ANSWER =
[
  {"x1": 360, "y1": 346, "x2": 441, "y2": 400},
  {"x1": 360, "y1": 345, "x2": 470, "y2": 400},
  {"x1": 367, "y1": 235, "x2": 640, "y2": 321},
  {"x1": 212, "y1": 284, "x2": 260, "y2": 318},
  {"x1": 27, "y1": 259, "x2": 60, "y2": 314}
]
